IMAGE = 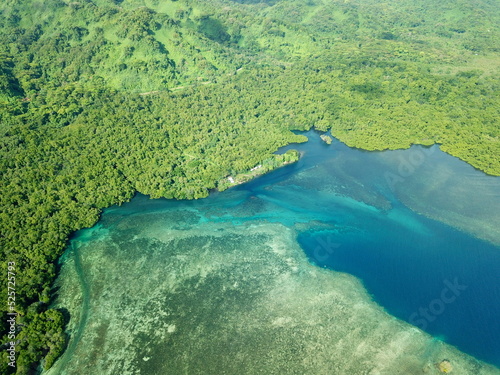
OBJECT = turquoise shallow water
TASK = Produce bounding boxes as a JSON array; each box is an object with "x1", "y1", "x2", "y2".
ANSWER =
[{"x1": 51, "y1": 131, "x2": 500, "y2": 373}]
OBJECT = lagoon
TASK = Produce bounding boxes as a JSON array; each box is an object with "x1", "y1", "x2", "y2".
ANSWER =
[{"x1": 47, "y1": 131, "x2": 500, "y2": 374}]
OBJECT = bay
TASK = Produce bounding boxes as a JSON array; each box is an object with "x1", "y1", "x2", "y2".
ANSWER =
[{"x1": 47, "y1": 131, "x2": 500, "y2": 374}]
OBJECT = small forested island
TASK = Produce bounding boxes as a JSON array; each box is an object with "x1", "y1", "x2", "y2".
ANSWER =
[
  {"x1": 0, "y1": 0, "x2": 499, "y2": 373},
  {"x1": 320, "y1": 134, "x2": 333, "y2": 145}
]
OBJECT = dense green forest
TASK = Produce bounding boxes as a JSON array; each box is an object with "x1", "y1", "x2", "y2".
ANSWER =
[{"x1": 1, "y1": 0, "x2": 499, "y2": 372}]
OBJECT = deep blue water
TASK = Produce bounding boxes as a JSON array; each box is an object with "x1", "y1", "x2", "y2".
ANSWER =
[
  {"x1": 297, "y1": 213, "x2": 500, "y2": 365},
  {"x1": 102, "y1": 130, "x2": 500, "y2": 367}
]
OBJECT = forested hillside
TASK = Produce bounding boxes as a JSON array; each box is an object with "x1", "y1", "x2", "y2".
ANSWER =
[{"x1": 1, "y1": 0, "x2": 499, "y2": 372}]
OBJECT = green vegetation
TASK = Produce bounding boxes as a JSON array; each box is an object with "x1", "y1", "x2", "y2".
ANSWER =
[
  {"x1": 0, "y1": 0, "x2": 499, "y2": 372},
  {"x1": 217, "y1": 149, "x2": 300, "y2": 190}
]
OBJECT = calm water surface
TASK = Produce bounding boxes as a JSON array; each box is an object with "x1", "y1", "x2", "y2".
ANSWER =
[
  {"x1": 239, "y1": 131, "x2": 500, "y2": 367},
  {"x1": 64, "y1": 130, "x2": 500, "y2": 369}
]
